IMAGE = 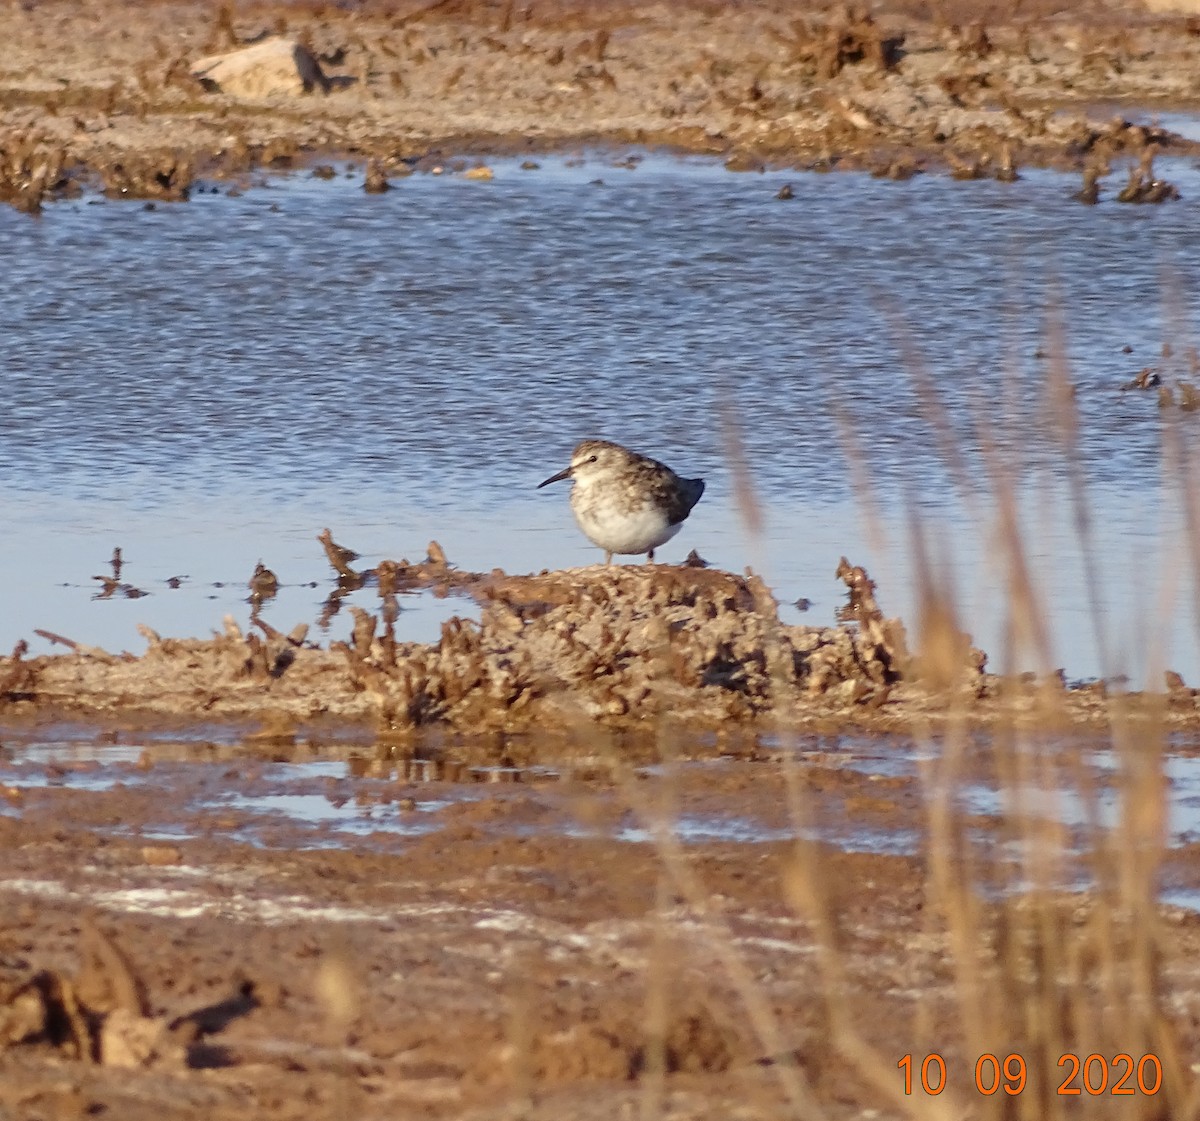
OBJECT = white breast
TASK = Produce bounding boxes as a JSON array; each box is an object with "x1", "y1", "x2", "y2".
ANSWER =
[{"x1": 571, "y1": 493, "x2": 679, "y2": 555}]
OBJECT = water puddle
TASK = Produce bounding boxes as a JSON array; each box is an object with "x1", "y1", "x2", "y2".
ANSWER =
[
  {"x1": 602, "y1": 816, "x2": 918, "y2": 856},
  {"x1": 2, "y1": 730, "x2": 1198, "y2": 908},
  {"x1": 0, "y1": 766, "x2": 122, "y2": 794},
  {"x1": 207, "y1": 791, "x2": 450, "y2": 843}
]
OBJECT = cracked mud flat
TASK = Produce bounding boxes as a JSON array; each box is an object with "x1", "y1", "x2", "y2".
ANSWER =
[{"x1": 4, "y1": 0, "x2": 1200, "y2": 207}]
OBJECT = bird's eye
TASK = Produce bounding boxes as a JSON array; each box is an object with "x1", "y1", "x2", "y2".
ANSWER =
[{"x1": 588, "y1": 455, "x2": 598, "y2": 463}]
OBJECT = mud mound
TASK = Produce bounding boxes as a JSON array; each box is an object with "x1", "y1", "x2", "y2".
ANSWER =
[{"x1": 0, "y1": 559, "x2": 932, "y2": 729}]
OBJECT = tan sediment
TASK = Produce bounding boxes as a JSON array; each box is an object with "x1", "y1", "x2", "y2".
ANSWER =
[
  {"x1": 1, "y1": 556, "x2": 1197, "y2": 1118},
  {"x1": 1, "y1": 558, "x2": 1194, "y2": 732},
  {"x1": 2, "y1": 0, "x2": 1200, "y2": 209},
  {"x1": 1, "y1": 714, "x2": 1198, "y2": 1120}
]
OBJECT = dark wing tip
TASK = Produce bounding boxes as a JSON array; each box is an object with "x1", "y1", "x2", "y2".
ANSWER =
[{"x1": 677, "y1": 476, "x2": 705, "y2": 518}]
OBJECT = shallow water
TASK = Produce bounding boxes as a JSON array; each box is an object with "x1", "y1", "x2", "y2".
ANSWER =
[
  {"x1": 4, "y1": 149, "x2": 1200, "y2": 680},
  {"x1": 1, "y1": 732, "x2": 1196, "y2": 894}
]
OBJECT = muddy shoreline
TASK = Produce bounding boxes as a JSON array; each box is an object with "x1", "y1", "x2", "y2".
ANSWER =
[
  {"x1": 5, "y1": 556, "x2": 1198, "y2": 733},
  {"x1": 4, "y1": 0, "x2": 1200, "y2": 209},
  {"x1": 3, "y1": 719, "x2": 1200, "y2": 1120},
  {"x1": 4, "y1": 561, "x2": 1199, "y2": 1118}
]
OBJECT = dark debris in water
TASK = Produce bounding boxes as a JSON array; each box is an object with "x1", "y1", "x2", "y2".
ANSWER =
[
  {"x1": 248, "y1": 561, "x2": 279, "y2": 607},
  {"x1": 1116, "y1": 147, "x2": 1180, "y2": 204},
  {"x1": 362, "y1": 159, "x2": 390, "y2": 194},
  {"x1": 1121, "y1": 366, "x2": 1162, "y2": 391},
  {"x1": 84, "y1": 547, "x2": 150, "y2": 601}
]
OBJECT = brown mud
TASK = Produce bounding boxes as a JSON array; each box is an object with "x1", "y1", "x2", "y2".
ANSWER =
[
  {"x1": 4, "y1": 552, "x2": 1196, "y2": 732},
  {"x1": 4, "y1": 0, "x2": 1200, "y2": 209},
  {"x1": 0, "y1": 757, "x2": 978, "y2": 1121},
  {"x1": 2, "y1": 723, "x2": 1200, "y2": 1120},
  {"x1": 3, "y1": 555, "x2": 1200, "y2": 1116}
]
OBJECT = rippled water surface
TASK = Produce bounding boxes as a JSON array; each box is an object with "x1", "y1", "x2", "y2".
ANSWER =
[{"x1": 4, "y1": 150, "x2": 1200, "y2": 680}]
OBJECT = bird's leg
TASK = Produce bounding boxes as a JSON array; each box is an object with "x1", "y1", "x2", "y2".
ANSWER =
[
  {"x1": 605, "y1": 550, "x2": 613, "y2": 566},
  {"x1": 646, "y1": 548, "x2": 655, "y2": 564}
]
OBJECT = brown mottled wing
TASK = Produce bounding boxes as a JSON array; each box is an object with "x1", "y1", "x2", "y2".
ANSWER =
[{"x1": 630, "y1": 453, "x2": 705, "y2": 526}]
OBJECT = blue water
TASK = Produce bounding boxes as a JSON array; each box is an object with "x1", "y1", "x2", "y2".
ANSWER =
[{"x1": 3, "y1": 151, "x2": 1200, "y2": 681}]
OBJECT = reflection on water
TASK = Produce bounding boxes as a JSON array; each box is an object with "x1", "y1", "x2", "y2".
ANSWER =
[
  {"x1": 3, "y1": 734, "x2": 1199, "y2": 906},
  {"x1": 3, "y1": 152, "x2": 1200, "y2": 680},
  {"x1": 209, "y1": 791, "x2": 449, "y2": 842}
]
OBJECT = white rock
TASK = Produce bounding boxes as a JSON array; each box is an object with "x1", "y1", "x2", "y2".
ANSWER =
[{"x1": 191, "y1": 38, "x2": 329, "y2": 99}]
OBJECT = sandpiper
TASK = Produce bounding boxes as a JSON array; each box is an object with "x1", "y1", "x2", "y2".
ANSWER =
[{"x1": 538, "y1": 439, "x2": 705, "y2": 565}]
